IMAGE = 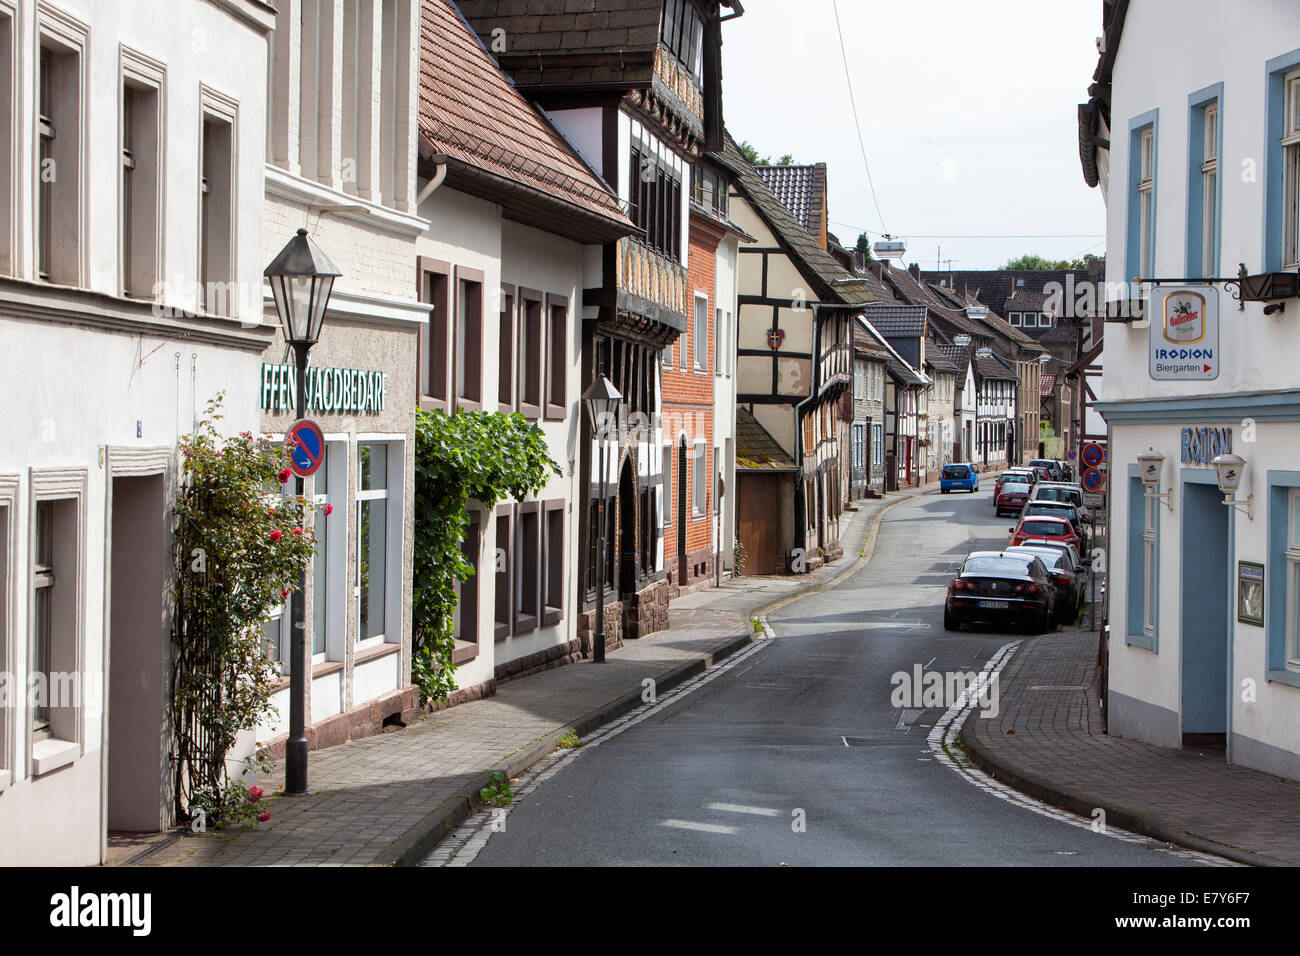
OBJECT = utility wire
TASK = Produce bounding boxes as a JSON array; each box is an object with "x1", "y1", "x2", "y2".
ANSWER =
[
  {"x1": 831, "y1": 0, "x2": 888, "y2": 237},
  {"x1": 829, "y1": 219, "x2": 1105, "y2": 241}
]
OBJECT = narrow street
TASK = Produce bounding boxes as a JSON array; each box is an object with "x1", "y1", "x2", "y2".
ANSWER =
[{"x1": 443, "y1": 490, "x2": 1197, "y2": 867}]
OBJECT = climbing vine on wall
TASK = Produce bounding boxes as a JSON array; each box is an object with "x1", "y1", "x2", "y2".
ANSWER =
[{"x1": 412, "y1": 408, "x2": 559, "y2": 706}]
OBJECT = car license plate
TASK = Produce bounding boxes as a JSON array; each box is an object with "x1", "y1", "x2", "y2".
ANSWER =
[{"x1": 979, "y1": 600, "x2": 1009, "y2": 609}]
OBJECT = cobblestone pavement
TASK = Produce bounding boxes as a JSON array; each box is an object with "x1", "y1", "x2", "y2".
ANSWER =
[
  {"x1": 130, "y1": 484, "x2": 937, "y2": 866},
  {"x1": 962, "y1": 628, "x2": 1300, "y2": 866}
]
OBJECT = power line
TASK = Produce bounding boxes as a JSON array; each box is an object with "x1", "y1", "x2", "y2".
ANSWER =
[
  {"x1": 831, "y1": 0, "x2": 888, "y2": 236},
  {"x1": 829, "y1": 219, "x2": 1105, "y2": 240}
]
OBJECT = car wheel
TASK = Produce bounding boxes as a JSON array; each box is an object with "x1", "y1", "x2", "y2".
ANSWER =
[{"x1": 944, "y1": 608, "x2": 959, "y2": 631}]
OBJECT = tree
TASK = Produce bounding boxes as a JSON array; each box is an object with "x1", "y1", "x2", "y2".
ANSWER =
[
  {"x1": 1002, "y1": 252, "x2": 1104, "y2": 271},
  {"x1": 855, "y1": 232, "x2": 874, "y2": 261},
  {"x1": 737, "y1": 141, "x2": 794, "y2": 167}
]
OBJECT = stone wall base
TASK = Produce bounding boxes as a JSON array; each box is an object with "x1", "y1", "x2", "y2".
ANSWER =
[
  {"x1": 261, "y1": 685, "x2": 422, "y2": 760},
  {"x1": 494, "y1": 639, "x2": 583, "y2": 685},
  {"x1": 666, "y1": 548, "x2": 717, "y2": 599}
]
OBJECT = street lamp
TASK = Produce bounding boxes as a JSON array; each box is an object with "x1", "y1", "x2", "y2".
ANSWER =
[
  {"x1": 1136, "y1": 449, "x2": 1173, "y2": 512},
  {"x1": 264, "y1": 227, "x2": 340, "y2": 796},
  {"x1": 1212, "y1": 452, "x2": 1253, "y2": 520},
  {"x1": 582, "y1": 375, "x2": 622, "y2": 664}
]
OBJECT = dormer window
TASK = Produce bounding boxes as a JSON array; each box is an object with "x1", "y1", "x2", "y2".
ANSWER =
[{"x1": 660, "y1": 0, "x2": 704, "y2": 82}]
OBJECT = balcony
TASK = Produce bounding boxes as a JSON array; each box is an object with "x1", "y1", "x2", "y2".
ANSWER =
[
  {"x1": 653, "y1": 43, "x2": 703, "y2": 122},
  {"x1": 616, "y1": 237, "x2": 687, "y2": 324}
]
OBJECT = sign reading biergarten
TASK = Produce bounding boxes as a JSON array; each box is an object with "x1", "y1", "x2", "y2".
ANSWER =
[
  {"x1": 1148, "y1": 285, "x2": 1219, "y2": 381},
  {"x1": 260, "y1": 362, "x2": 388, "y2": 414}
]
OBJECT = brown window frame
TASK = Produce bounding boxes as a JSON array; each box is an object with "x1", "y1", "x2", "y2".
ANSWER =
[
  {"x1": 451, "y1": 510, "x2": 481, "y2": 664},
  {"x1": 514, "y1": 501, "x2": 541, "y2": 634},
  {"x1": 518, "y1": 287, "x2": 544, "y2": 420},
  {"x1": 417, "y1": 256, "x2": 451, "y2": 410},
  {"x1": 453, "y1": 265, "x2": 484, "y2": 411},
  {"x1": 544, "y1": 293, "x2": 568, "y2": 420},
  {"x1": 494, "y1": 503, "x2": 512, "y2": 641},
  {"x1": 542, "y1": 499, "x2": 564, "y2": 627},
  {"x1": 499, "y1": 283, "x2": 516, "y2": 409}
]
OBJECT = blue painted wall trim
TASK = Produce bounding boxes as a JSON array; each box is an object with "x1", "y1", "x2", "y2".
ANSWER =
[
  {"x1": 1263, "y1": 48, "x2": 1300, "y2": 272},
  {"x1": 1127, "y1": 108, "x2": 1160, "y2": 282},
  {"x1": 1266, "y1": 470, "x2": 1300, "y2": 690},
  {"x1": 1186, "y1": 83, "x2": 1224, "y2": 279},
  {"x1": 1098, "y1": 388, "x2": 1300, "y2": 424}
]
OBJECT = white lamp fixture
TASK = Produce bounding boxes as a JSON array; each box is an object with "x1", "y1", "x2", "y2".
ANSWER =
[
  {"x1": 1211, "y1": 453, "x2": 1253, "y2": 520},
  {"x1": 1136, "y1": 449, "x2": 1173, "y2": 512}
]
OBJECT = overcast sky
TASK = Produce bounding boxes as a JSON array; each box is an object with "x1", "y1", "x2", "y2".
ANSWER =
[{"x1": 720, "y1": 0, "x2": 1106, "y2": 270}]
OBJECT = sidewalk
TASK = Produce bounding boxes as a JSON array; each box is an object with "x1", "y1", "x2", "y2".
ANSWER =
[
  {"x1": 127, "y1": 482, "x2": 937, "y2": 866},
  {"x1": 961, "y1": 628, "x2": 1300, "y2": 866}
]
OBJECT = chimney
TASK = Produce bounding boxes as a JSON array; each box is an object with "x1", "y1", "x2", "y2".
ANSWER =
[
  {"x1": 867, "y1": 260, "x2": 884, "y2": 280},
  {"x1": 908, "y1": 262, "x2": 920, "y2": 280}
]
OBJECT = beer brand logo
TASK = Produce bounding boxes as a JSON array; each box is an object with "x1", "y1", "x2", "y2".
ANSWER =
[{"x1": 1163, "y1": 291, "x2": 1206, "y2": 344}]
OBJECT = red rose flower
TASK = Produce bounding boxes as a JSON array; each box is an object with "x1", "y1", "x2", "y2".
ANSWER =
[
  {"x1": 247, "y1": 785, "x2": 263, "y2": 803},
  {"x1": 280, "y1": 589, "x2": 289, "y2": 599},
  {"x1": 323, "y1": 503, "x2": 334, "y2": 516},
  {"x1": 277, "y1": 468, "x2": 291, "y2": 484},
  {"x1": 292, "y1": 527, "x2": 303, "y2": 536},
  {"x1": 257, "y1": 811, "x2": 271, "y2": 823},
  {"x1": 270, "y1": 530, "x2": 282, "y2": 543}
]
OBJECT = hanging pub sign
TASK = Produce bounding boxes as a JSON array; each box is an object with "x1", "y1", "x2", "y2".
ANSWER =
[
  {"x1": 260, "y1": 361, "x2": 388, "y2": 414},
  {"x1": 1149, "y1": 285, "x2": 1219, "y2": 381}
]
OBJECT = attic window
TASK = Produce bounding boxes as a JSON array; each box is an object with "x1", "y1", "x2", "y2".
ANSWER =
[
  {"x1": 660, "y1": 0, "x2": 704, "y2": 82},
  {"x1": 1015, "y1": 278, "x2": 1025, "y2": 287}
]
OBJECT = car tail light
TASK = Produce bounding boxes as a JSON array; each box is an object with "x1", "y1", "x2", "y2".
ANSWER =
[
  {"x1": 1054, "y1": 574, "x2": 1071, "y2": 586},
  {"x1": 1013, "y1": 583, "x2": 1041, "y2": 595}
]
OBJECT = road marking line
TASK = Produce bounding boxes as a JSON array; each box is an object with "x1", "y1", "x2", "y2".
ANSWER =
[
  {"x1": 928, "y1": 641, "x2": 1237, "y2": 867},
  {"x1": 707, "y1": 802, "x2": 780, "y2": 817},
  {"x1": 662, "y1": 819, "x2": 739, "y2": 834},
  {"x1": 841, "y1": 735, "x2": 849, "y2": 748},
  {"x1": 422, "y1": 635, "x2": 773, "y2": 866}
]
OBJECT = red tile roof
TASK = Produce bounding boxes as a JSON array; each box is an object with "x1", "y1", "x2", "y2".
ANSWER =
[{"x1": 418, "y1": 0, "x2": 632, "y2": 241}]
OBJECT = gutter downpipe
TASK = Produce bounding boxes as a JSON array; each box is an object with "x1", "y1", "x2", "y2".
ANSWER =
[{"x1": 416, "y1": 162, "x2": 449, "y2": 208}]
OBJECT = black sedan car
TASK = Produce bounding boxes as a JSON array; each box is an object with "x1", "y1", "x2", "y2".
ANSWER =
[
  {"x1": 944, "y1": 551, "x2": 1056, "y2": 634},
  {"x1": 1005, "y1": 544, "x2": 1084, "y2": 624}
]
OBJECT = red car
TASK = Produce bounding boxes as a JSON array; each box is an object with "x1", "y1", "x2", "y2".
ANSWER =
[
  {"x1": 995, "y1": 481, "x2": 1032, "y2": 517},
  {"x1": 994, "y1": 469, "x2": 1035, "y2": 498},
  {"x1": 1008, "y1": 514, "x2": 1080, "y2": 550}
]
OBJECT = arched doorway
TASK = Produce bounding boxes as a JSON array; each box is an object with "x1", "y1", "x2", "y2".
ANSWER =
[
  {"x1": 677, "y1": 437, "x2": 688, "y2": 586},
  {"x1": 618, "y1": 455, "x2": 637, "y2": 597}
]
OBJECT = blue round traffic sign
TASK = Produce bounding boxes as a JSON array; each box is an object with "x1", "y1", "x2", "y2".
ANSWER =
[
  {"x1": 1082, "y1": 442, "x2": 1105, "y2": 469},
  {"x1": 1082, "y1": 466, "x2": 1106, "y2": 492},
  {"x1": 287, "y1": 419, "x2": 325, "y2": 477}
]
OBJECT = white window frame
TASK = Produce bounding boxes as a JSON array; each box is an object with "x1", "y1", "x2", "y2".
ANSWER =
[
  {"x1": 1201, "y1": 101, "x2": 1219, "y2": 276},
  {"x1": 27, "y1": 467, "x2": 86, "y2": 777},
  {"x1": 1143, "y1": 489, "x2": 1157, "y2": 638},
  {"x1": 693, "y1": 292, "x2": 708, "y2": 371},
  {"x1": 1282, "y1": 72, "x2": 1300, "y2": 269},
  {"x1": 1008, "y1": 312, "x2": 1020, "y2": 326},
  {"x1": 119, "y1": 46, "x2": 164, "y2": 301},
  {"x1": 1138, "y1": 126, "x2": 1155, "y2": 277},
  {"x1": 872, "y1": 423, "x2": 883, "y2": 466},
  {"x1": 691, "y1": 439, "x2": 706, "y2": 516},
  {"x1": 355, "y1": 437, "x2": 404, "y2": 651},
  {"x1": 35, "y1": 5, "x2": 88, "y2": 288},
  {"x1": 197, "y1": 84, "x2": 238, "y2": 317},
  {"x1": 1287, "y1": 489, "x2": 1300, "y2": 667},
  {"x1": 311, "y1": 439, "x2": 346, "y2": 663}
]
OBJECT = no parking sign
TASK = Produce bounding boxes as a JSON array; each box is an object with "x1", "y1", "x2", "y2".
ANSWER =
[{"x1": 287, "y1": 419, "x2": 325, "y2": 478}]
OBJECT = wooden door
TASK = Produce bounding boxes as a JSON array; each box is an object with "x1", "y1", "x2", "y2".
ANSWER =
[{"x1": 736, "y1": 473, "x2": 780, "y2": 575}]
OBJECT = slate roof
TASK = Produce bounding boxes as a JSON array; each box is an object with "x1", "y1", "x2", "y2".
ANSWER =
[
  {"x1": 975, "y1": 351, "x2": 1017, "y2": 381},
  {"x1": 926, "y1": 351, "x2": 958, "y2": 372},
  {"x1": 861, "y1": 303, "x2": 925, "y2": 338},
  {"x1": 455, "y1": 0, "x2": 665, "y2": 90},
  {"x1": 925, "y1": 281, "x2": 1039, "y2": 350},
  {"x1": 887, "y1": 358, "x2": 927, "y2": 387},
  {"x1": 736, "y1": 408, "x2": 797, "y2": 470},
  {"x1": 418, "y1": 0, "x2": 633, "y2": 243},
  {"x1": 722, "y1": 132, "x2": 875, "y2": 306},
  {"x1": 754, "y1": 164, "x2": 826, "y2": 236}
]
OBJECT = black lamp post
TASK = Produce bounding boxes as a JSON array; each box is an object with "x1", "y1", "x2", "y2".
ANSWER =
[
  {"x1": 264, "y1": 227, "x2": 340, "y2": 795},
  {"x1": 582, "y1": 375, "x2": 622, "y2": 664}
]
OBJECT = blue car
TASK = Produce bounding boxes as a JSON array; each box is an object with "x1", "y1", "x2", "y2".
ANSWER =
[{"x1": 940, "y1": 463, "x2": 979, "y2": 494}]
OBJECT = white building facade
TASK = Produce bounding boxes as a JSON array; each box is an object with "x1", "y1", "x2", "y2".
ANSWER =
[
  {"x1": 1087, "y1": 0, "x2": 1300, "y2": 779},
  {"x1": 0, "y1": 0, "x2": 276, "y2": 865}
]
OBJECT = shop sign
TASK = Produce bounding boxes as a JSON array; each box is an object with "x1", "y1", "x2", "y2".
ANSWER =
[
  {"x1": 1149, "y1": 286, "x2": 1219, "y2": 380},
  {"x1": 260, "y1": 362, "x2": 387, "y2": 414},
  {"x1": 1180, "y1": 426, "x2": 1231, "y2": 466}
]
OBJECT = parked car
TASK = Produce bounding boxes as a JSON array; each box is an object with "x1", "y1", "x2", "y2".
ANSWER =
[
  {"x1": 1028, "y1": 464, "x2": 1053, "y2": 483},
  {"x1": 1006, "y1": 544, "x2": 1084, "y2": 624},
  {"x1": 1008, "y1": 514, "x2": 1080, "y2": 550},
  {"x1": 995, "y1": 481, "x2": 1032, "y2": 517},
  {"x1": 1028, "y1": 459, "x2": 1063, "y2": 481},
  {"x1": 1021, "y1": 500, "x2": 1086, "y2": 548},
  {"x1": 940, "y1": 462, "x2": 979, "y2": 494},
  {"x1": 1031, "y1": 482, "x2": 1089, "y2": 524},
  {"x1": 994, "y1": 468, "x2": 1036, "y2": 498},
  {"x1": 1017, "y1": 538, "x2": 1084, "y2": 575},
  {"x1": 1056, "y1": 460, "x2": 1075, "y2": 482},
  {"x1": 944, "y1": 550, "x2": 1056, "y2": 633}
]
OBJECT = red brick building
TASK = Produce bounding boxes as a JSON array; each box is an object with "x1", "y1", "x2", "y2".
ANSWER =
[{"x1": 662, "y1": 199, "x2": 726, "y2": 595}]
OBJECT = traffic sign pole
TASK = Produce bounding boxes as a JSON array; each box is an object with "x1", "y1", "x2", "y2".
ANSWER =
[{"x1": 287, "y1": 345, "x2": 311, "y2": 796}]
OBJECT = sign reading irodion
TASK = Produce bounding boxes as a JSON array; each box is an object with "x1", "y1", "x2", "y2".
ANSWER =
[
  {"x1": 260, "y1": 362, "x2": 387, "y2": 414},
  {"x1": 1148, "y1": 285, "x2": 1219, "y2": 381}
]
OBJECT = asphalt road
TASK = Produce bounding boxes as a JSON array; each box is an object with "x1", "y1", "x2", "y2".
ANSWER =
[{"x1": 457, "y1": 487, "x2": 1200, "y2": 866}]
